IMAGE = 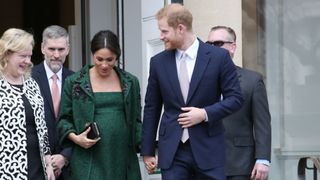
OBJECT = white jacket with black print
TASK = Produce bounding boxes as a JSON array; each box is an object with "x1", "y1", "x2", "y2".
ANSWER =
[{"x1": 0, "y1": 77, "x2": 51, "y2": 180}]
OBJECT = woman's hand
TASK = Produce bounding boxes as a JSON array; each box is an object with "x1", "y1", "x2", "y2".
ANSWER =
[{"x1": 68, "y1": 128, "x2": 101, "y2": 149}]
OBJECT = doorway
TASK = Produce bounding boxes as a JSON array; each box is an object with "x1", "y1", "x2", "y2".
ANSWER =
[{"x1": 0, "y1": 0, "x2": 74, "y2": 65}]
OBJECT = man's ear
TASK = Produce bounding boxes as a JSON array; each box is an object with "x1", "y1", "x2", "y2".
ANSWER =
[
  {"x1": 40, "y1": 42, "x2": 45, "y2": 54},
  {"x1": 177, "y1": 24, "x2": 186, "y2": 33},
  {"x1": 230, "y1": 43, "x2": 237, "y2": 57},
  {"x1": 66, "y1": 44, "x2": 70, "y2": 54}
]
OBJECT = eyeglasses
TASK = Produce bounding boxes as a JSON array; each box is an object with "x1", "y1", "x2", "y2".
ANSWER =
[{"x1": 206, "y1": 40, "x2": 234, "y2": 47}]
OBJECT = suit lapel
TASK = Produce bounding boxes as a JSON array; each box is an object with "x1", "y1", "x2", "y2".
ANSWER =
[
  {"x1": 187, "y1": 42, "x2": 210, "y2": 104},
  {"x1": 62, "y1": 69, "x2": 67, "y2": 87},
  {"x1": 164, "y1": 50, "x2": 186, "y2": 104},
  {"x1": 36, "y1": 63, "x2": 55, "y2": 115}
]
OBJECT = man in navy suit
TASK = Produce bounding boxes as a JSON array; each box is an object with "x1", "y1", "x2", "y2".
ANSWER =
[
  {"x1": 207, "y1": 26, "x2": 271, "y2": 180},
  {"x1": 141, "y1": 4, "x2": 243, "y2": 180},
  {"x1": 32, "y1": 25, "x2": 74, "y2": 180}
]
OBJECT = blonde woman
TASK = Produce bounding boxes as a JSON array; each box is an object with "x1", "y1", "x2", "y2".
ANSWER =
[{"x1": 0, "y1": 28, "x2": 55, "y2": 180}]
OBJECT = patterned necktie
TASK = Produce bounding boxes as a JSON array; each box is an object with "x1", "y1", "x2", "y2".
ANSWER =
[
  {"x1": 51, "y1": 74, "x2": 60, "y2": 118},
  {"x1": 179, "y1": 53, "x2": 189, "y2": 143}
]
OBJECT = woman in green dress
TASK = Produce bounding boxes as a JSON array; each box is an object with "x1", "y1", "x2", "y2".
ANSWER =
[{"x1": 57, "y1": 30, "x2": 142, "y2": 180}]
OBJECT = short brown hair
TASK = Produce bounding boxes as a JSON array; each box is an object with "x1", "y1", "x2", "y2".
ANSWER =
[{"x1": 156, "y1": 3, "x2": 193, "y2": 31}]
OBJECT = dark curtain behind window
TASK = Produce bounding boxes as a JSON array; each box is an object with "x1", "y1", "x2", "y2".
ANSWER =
[{"x1": 172, "y1": 0, "x2": 183, "y2": 4}]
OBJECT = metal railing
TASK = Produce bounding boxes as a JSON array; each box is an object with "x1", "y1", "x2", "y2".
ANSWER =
[{"x1": 298, "y1": 157, "x2": 320, "y2": 180}]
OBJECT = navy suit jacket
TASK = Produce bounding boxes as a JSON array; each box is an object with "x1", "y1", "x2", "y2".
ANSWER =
[
  {"x1": 141, "y1": 40, "x2": 243, "y2": 170},
  {"x1": 32, "y1": 62, "x2": 74, "y2": 158}
]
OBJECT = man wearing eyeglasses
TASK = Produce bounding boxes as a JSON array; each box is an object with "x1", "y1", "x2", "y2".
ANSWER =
[{"x1": 207, "y1": 26, "x2": 271, "y2": 180}]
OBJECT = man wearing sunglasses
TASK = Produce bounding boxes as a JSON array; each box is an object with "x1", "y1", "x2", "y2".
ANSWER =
[{"x1": 207, "y1": 26, "x2": 271, "y2": 180}]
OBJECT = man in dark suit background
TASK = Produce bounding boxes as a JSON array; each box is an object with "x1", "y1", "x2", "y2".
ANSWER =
[
  {"x1": 141, "y1": 4, "x2": 243, "y2": 180},
  {"x1": 207, "y1": 26, "x2": 271, "y2": 180},
  {"x1": 32, "y1": 25, "x2": 74, "y2": 179}
]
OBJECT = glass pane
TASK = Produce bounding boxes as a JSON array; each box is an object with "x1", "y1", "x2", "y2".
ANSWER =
[
  {"x1": 282, "y1": 0, "x2": 320, "y2": 148},
  {"x1": 171, "y1": 0, "x2": 183, "y2": 4},
  {"x1": 263, "y1": 0, "x2": 320, "y2": 149}
]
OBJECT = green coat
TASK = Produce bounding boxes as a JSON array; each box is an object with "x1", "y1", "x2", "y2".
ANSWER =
[{"x1": 57, "y1": 65, "x2": 142, "y2": 180}]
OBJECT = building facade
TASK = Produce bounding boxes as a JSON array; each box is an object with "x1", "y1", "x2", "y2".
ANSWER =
[{"x1": 1, "y1": 0, "x2": 320, "y2": 179}]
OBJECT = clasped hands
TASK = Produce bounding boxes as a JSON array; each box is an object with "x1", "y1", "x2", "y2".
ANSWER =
[{"x1": 143, "y1": 156, "x2": 158, "y2": 174}]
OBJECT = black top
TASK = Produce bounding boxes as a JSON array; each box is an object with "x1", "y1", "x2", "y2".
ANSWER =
[{"x1": 13, "y1": 84, "x2": 45, "y2": 180}]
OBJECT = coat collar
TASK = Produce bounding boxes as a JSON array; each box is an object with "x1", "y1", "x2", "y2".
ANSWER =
[
  {"x1": 73, "y1": 65, "x2": 132, "y2": 101},
  {"x1": 117, "y1": 67, "x2": 132, "y2": 101},
  {"x1": 162, "y1": 50, "x2": 184, "y2": 104},
  {"x1": 34, "y1": 62, "x2": 55, "y2": 115}
]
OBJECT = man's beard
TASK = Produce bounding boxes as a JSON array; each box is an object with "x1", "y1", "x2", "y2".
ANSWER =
[{"x1": 50, "y1": 62, "x2": 62, "y2": 73}]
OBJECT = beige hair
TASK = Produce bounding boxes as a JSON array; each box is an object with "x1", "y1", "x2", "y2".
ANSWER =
[
  {"x1": 156, "y1": 3, "x2": 193, "y2": 31},
  {"x1": 0, "y1": 28, "x2": 34, "y2": 78}
]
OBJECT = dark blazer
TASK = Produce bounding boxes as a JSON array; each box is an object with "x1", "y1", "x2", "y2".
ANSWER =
[
  {"x1": 223, "y1": 67, "x2": 271, "y2": 176},
  {"x1": 32, "y1": 62, "x2": 74, "y2": 179},
  {"x1": 141, "y1": 40, "x2": 243, "y2": 170}
]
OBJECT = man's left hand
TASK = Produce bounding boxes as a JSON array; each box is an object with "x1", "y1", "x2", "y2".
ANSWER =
[
  {"x1": 178, "y1": 107, "x2": 206, "y2": 128},
  {"x1": 51, "y1": 154, "x2": 67, "y2": 177}
]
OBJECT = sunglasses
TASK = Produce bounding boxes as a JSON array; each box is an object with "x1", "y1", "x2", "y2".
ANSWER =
[{"x1": 206, "y1": 40, "x2": 234, "y2": 47}]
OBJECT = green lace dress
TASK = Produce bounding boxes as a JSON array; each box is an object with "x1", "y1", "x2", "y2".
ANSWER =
[{"x1": 87, "y1": 92, "x2": 130, "y2": 179}]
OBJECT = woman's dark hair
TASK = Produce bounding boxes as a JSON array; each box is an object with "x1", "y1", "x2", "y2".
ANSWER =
[{"x1": 90, "y1": 30, "x2": 121, "y2": 59}]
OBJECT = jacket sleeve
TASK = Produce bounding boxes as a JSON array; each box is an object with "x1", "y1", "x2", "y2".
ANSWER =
[
  {"x1": 252, "y1": 76, "x2": 271, "y2": 161},
  {"x1": 204, "y1": 51, "x2": 243, "y2": 125},
  {"x1": 57, "y1": 77, "x2": 76, "y2": 148},
  {"x1": 133, "y1": 77, "x2": 142, "y2": 149},
  {"x1": 28, "y1": 78, "x2": 52, "y2": 155}
]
